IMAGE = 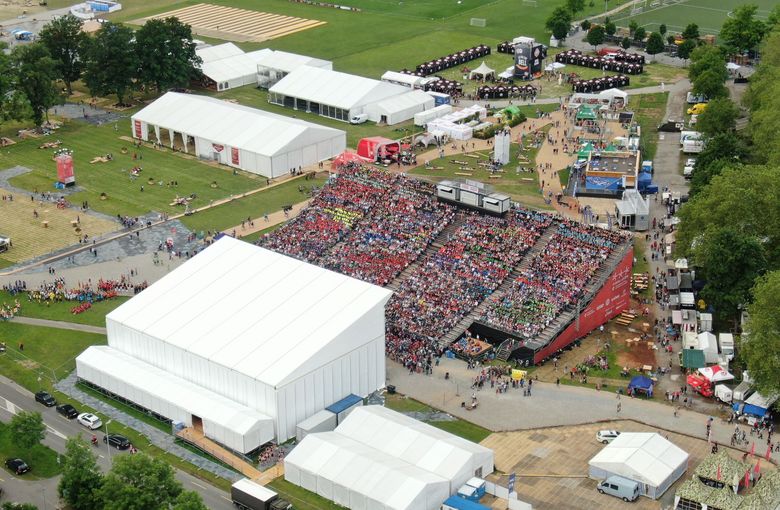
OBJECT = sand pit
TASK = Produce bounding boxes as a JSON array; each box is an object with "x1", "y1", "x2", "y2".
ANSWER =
[{"x1": 137, "y1": 3, "x2": 326, "y2": 43}]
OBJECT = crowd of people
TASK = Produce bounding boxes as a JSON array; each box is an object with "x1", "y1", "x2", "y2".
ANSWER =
[{"x1": 481, "y1": 220, "x2": 628, "y2": 339}]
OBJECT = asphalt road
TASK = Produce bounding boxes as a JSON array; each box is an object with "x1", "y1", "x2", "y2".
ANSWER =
[{"x1": 0, "y1": 376, "x2": 234, "y2": 509}]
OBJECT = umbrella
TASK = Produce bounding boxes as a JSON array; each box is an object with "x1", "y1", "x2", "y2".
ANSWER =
[{"x1": 726, "y1": 62, "x2": 741, "y2": 70}]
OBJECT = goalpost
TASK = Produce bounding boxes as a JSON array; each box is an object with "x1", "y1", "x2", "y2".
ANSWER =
[{"x1": 470, "y1": 18, "x2": 487, "y2": 27}]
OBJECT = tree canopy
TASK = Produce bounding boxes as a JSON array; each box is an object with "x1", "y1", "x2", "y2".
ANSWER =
[
  {"x1": 135, "y1": 17, "x2": 201, "y2": 93},
  {"x1": 742, "y1": 271, "x2": 780, "y2": 396},
  {"x1": 745, "y1": 30, "x2": 780, "y2": 165},
  {"x1": 546, "y1": 7, "x2": 573, "y2": 41},
  {"x1": 83, "y1": 22, "x2": 138, "y2": 105},
  {"x1": 695, "y1": 97, "x2": 739, "y2": 137},
  {"x1": 633, "y1": 26, "x2": 646, "y2": 41},
  {"x1": 604, "y1": 20, "x2": 616, "y2": 36},
  {"x1": 688, "y1": 133, "x2": 748, "y2": 196},
  {"x1": 9, "y1": 411, "x2": 46, "y2": 450},
  {"x1": 677, "y1": 38, "x2": 696, "y2": 60},
  {"x1": 11, "y1": 43, "x2": 59, "y2": 128},
  {"x1": 38, "y1": 14, "x2": 87, "y2": 95},
  {"x1": 98, "y1": 454, "x2": 183, "y2": 510},
  {"x1": 58, "y1": 437, "x2": 104, "y2": 510},
  {"x1": 720, "y1": 4, "x2": 767, "y2": 54},
  {"x1": 682, "y1": 23, "x2": 699, "y2": 40},
  {"x1": 645, "y1": 32, "x2": 665, "y2": 55},
  {"x1": 586, "y1": 25, "x2": 605, "y2": 49},
  {"x1": 566, "y1": 0, "x2": 585, "y2": 14}
]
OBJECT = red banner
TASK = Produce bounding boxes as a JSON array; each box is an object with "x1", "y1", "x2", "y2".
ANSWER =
[
  {"x1": 534, "y1": 248, "x2": 633, "y2": 363},
  {"x1": 231, "y1": 147, "x2": 239, "y2": 165},
  {"x1": 134, "y1": 119, "x2": 142, "y2": 138},
  {"x1": 56, "y1": 154, "x2": 75, "y2": 184}
]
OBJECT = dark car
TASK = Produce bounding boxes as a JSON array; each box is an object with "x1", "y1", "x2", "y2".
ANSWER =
[
  {"x1": 103, "y1": 434, "x2": 131, "y2": 450},
  {"x1": 34, "y1": 391, "x2": 56, "y2": 407},
  {"x1": 56, "y1": 403, "x2": 79, "y2": 419},
  {"x1": 5, "y1": 458, "x2": 30, "y2": 475}
]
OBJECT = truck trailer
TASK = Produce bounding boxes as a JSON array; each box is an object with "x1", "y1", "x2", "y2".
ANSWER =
[{"x1": 231, "y1": 478, "x2": 291, "y2": 510}]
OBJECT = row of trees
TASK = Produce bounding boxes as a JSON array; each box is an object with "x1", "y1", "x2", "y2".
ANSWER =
[
  {"x1": 0, "y1": 14, "x2": 200, "y2": 128},
  {"x1": 676, "y1": 25, "x2": 780, "y2": 396}
]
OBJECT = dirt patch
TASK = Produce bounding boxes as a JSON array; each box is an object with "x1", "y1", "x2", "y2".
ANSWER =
[
  {"x1": 616, "y1": 340, "x2": 658, "y2": 369},
  {"x1": 18, "y1": 359, "x2": 39, "y2": 370}
]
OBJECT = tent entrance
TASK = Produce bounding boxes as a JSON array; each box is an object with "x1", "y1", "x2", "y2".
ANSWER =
[{"x1": 192, "y1": 415, "x2": 204, "y2": 433}]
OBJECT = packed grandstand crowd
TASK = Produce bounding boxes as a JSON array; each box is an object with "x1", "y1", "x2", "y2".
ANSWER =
[{"x1": 260, "y1": 166, "x2": 629, "y2": 367}]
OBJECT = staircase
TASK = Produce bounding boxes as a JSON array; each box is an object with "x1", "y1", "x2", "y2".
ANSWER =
[
  {"x1": 176, "y1": 427, "x2": 262, "y2": 480},
  {"x1": 436, "y1": 223, "x2": 558, "y2": 350}
]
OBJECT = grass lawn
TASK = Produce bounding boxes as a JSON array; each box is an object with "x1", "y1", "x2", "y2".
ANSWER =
[
  {"x1": 179, "y1": 175, "x2": 326, "y2": 233},
  {"x1": 384, "y1": 394, "x2": 492, "y2": 443},
  {"x1": 632, "y1": 92, "x2": 668, "y2": 162},
  {"x1": 558, "y1": 168, "x2": 570, "y2": 187},
  {"x1": 0, "y1": 323, "x2": 106, "y2": 386},
  {"x1": 3, "y1": 292, "x2": 128, "y2": 327},
  {"x1": 0, "y1": 422, "x2": 62, "y2": 479},
  {"x1": 240, "y1": 223, "x2": 285, "y2": 244},
  {"x1": 1, "y1": 117, "x2": 266, "y2": 219},
  {"x1": 269, "y1": 478, "x2": 346, "y2": 510}
]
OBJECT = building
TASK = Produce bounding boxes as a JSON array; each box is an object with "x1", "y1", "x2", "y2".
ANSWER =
[
  {"x1": 364, "y1": 90, "x2": 434, "y2": 125},
  {"x1": 615, "y1": 189, "x2": 650, "y2": 231},
  {"x1": 76, "y1": 237, "x2": 393, "y2": 452},
  {"x1": 579, "y1": 148, "x2": 640, "y2": 198},
  {"x1": 131, "y1": 92, "x2": 346, "y2": 178},
  {"x1": 268, "y1": 66, "x2": 410, "y2": 123},
  {"x1": 285, "y1": 406, "x2": 494, "y2": 510},
  {"x1": 256, "y1": 51, "x2": 332, "y2": 89},
  {"x1": 588, "y1": 432, "x2": 689, "y2": 499},
  {"x1": 195, "y1": 43, "x2": 274, "y2": 91}
]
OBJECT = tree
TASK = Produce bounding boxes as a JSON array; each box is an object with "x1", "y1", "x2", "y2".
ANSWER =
[
  {"x1": 659, "y1": 23, "x2": 667, "y2": 36},
  {"x1": 82, "y1": 22, "x2": 138, "y2": 105},
  {"x1": 645, "y1": 32, "x2": 665, "y2": 56},
  {"x1": 676, "y1": 165, "x2": 780, "y2": 268},
  {"x1": 38, "y1": 14, "x2": 87, "y2": 95},
  {"x1": 0, "y1": 43, "x2": 29, "y2": 128},
  {"x1": 604, "y1": 20, "x2": 616, "y2": 36},
  {"x1": 742, "y1": 271, "x2": 780, "y2": 396},
  {"x1": 695, "y1": 97, "x2": 739, "y2": 137},
  {"x1": 99, "y1": 453, "x2": 183, "y2": 510},
  {"x1": 580, "y1": 19, "x2": 591, "y2": 31},
  {"x1": 720, "y1": 4, "x2": 767, "y2": 54},
  {"x1": 688, "y1": 133, "x2": 748, "y2": 196},
  {"x1": 633, "y1": 26, "x2": 646, "y2": 41},
  {"x1": 681, "y1": 23, "x2": 699, "y2": 40},
  {"x1": 9, "y1": 411, "x2": 46, "y2": 449},
  {"x1": 768, "y1": 5, "x2": 780, "y2": 29},
  {"x1": 677, "y1": 38, "x2": 696, "y2": 60},
  {"x1": 689, "y1": 45, "x2": 726, "y2": 82},
  {"x1": 566, "y1": 0, "x2": 585, "y2": 14},
  {"x1": 11, "y1": 43, "x2": 59, "y2": 128},
  {"x1": 58, "y1": 437, "x2": 104, "y2": 510},
  {"x1": 621, "y1": 36, "x2": 631, "y2": 50},
  {"x1": 135, "y1": 17, "x2": 201, "y2": 93},
  {"x1": 693, "y1": 228, "x2": 767, "y2": 321},
  {"x1": 667, "y1": 34, "x2": 676, "y2": 45},
  {"x1": 586, "y1": 25, "x2": 605, "y2": 49},
  {"x1": 2, "y1": 504, "x2": 38, "y2": 510},
  {"x1": 545, "y1": 7, "x2": 573, "y2": 42},
  {"x1": 171, "y1": 491, "x2": 209, "y2": 510},
  {"x1": 692, "y1": 68, "x2": 729, "y2": 98},
  {"x1": 628, "y1": 20, "x2": 638, "y2": 36}
]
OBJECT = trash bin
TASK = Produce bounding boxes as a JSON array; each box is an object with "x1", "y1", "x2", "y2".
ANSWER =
[{"x1": 387, "y1": 385, "x2": 396, "y2": 395}]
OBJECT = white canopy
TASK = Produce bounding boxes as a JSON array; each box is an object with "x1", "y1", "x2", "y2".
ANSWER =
[
  {"x1": 270, "y1": 67, "x2": 409, "y2": 111},
  {"x1": 469, "y1": 61, "x2": 495, "y2": 80},
  {"x1": 106, "y1": 236, "x2": 393, "y2": 388},
  {"x1": 726, "y1": 62, "x2": 741, "y2": 70},
  {"x1": 544, "y1": 62, "x2": 566, "y2": 71},
  {"x1": 254, "y1": 50, "x2": 332, "y2": 74},
  {"x1": 367, "y1": 90, "x2": 434, "y2": 125},
  {"x1": 195, "y1": 42, "x2": 244, "y2": 64},
  {"x1": 381, "y1": 71, "x2": 425, "y2": 88},
  {"x1": 697, "y1": 365, "x2": 734, "y2": 383},
  {"x1": 745, "y1": 392, "x2": 777, "y2": 410},
  {"x1": 589, "y1": 433, "x2": 689, "y2": 488}
]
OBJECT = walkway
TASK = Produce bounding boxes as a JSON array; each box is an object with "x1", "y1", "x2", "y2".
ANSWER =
[
  {"x1": 8, "y1": 316, "x2": 106, "y2": 335},
  {"x1": 177, "y1": 427, "x2": 262, "y2": 480},
  {"x1": 221, "y1": 199, "x2": 311, "y2": 238}
]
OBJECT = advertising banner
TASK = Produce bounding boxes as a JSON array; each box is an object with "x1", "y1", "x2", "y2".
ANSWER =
[
  {"x1": 56, "y1": 154, "x2": 75, "y2": 185},
  {"x1": 231, "y1": 147, "x2": 239, "y2": 165}
]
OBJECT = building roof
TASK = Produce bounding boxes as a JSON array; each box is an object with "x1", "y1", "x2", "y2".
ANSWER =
[
  {"x1": 285, "y1": 431, "x2": 450, "y2": 510},
  {"x1": 77, "y1": 345, "x2": 273, "y2": 437},
  {"x1": 254, "y1": 50, "x2": 332, "y2": 73},
  {"x1": 199, "y1": 49, "x2": 273, "y2": 84},
  {"x1": 694, "y1": 451, "x2": 750, "y2": 485},
  {"x1": 106, "y1": 236, "x2": 392, "y2": 387},
  {"x1": 588, "y1": 432, "x2": 688, "y2": 487},
  {"x1": 372, "y1": 90, "x2": 434, "y2": 116},
  {"x1": 132, "y1": 92, "x2": 345, "y2": 158},
  {"x1": 270, "y1": 66, "x2": 409, "y2": 110},
  {"x1": 334, "y1": 405, "x2": 494, "y2": 482},
  {"x1": 326, "y1": 394, "x2": 363, "y2": 414},
  {"x1": 195, "y1": 42, "x2": 245, "y2": 64},
  {"x1": 681, "y1": 349, "x2": 706, "y2": 369}
]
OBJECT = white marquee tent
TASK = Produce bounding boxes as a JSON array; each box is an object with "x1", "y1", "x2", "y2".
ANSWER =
[
  {"x1": 195, "y1": 42, "x2": 244, "y2": 64},
  {"x1": 589, "y1": 432, "x2": 689, "y2": 499},
  {"x1": 468, "y1": 62, "x2": 495, "y2": 80},
  {"x1": 76, "y1": 237, "x2": 393, "y2": 452},
  {"x1": 131, "y1": 92, "x2": 345, "y2": 178},
  {"x1": 365, "y1": 90, "x2": 434, "y2": 125},
  {"x1": 269, "y1": 66, "x2": 409, "y2": 122},
  {"x1": 255, "y1": 51, "x2": 332, "y2": 88},
  {"x1": 196, "y1": 43, "x2": 273, "y2": 90}
]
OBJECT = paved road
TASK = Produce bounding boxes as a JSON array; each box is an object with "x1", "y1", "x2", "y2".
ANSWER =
[
  {"x1": 8, "y1": 316, "x2": 107, "y2": 335},
  {"x1": 0, "y1": 375, "x2": 234, "y2": 510}
]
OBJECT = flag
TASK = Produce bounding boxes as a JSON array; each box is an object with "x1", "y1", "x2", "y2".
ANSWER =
[
  {"x1": 733, "y1": 472, "x2": 740, "y2": 494},
  {"x1": 716, "y1": 463, "x2": 721, "y2": 481},
  {"x1": 754, "y1": 459, "x2": 761, "y2": 475},
  {"x1": 744, "y1": 469, "x2": 750, "y2": 488},
  {"x1": 766, "y1": 444, "x2": 773, "y2": 461},
  {"x1": 750, "y1": 442, "x2": 755, "y2": 457}
]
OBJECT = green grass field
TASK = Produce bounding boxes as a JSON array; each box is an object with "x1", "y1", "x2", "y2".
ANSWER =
[
  {"x1": 2, "y1": 293, "x2": 128, "y2": 327},
  {"x1": 384, "y1": 394, "x2": 492, "y2": 443},
  {"x1": 632, "y1": 92, "x2": 668, "y2": 161},
  {"x1": 610, "y1": 0, "x2": 776, "y2": 35},
  {"x1": 0, "y1": 421, "x2": 63, "y2": 479}
]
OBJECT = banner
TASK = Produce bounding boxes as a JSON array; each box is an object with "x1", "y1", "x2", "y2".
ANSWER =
[
  {"x1": 212, "y1": 144, "x2": 224, "y2": 153},
  {"x1": 231, "y1": 147, "x2": 239, "y2": 165},
  {"x1": 56, "y1": 154, "x2": 75, "y2": 184},
  {"x1": 133, "y1": 119, "x2": 142, "y2": 138}
]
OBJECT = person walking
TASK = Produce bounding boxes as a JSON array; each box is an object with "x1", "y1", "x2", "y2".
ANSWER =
[{"x1": 617, "y1": 402, "x2": 621, "y2": 414}]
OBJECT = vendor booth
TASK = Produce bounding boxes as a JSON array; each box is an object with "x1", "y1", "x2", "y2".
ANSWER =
[{"x1": 627, "y1": 375, "x2": 654, "y2": 397}]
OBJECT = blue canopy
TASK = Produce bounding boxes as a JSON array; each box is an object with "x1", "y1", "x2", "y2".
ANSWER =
[
  {"x1": 628, "y1": 375, "x2": 653, "y2": 391},
  {"x1": 443, "y1": 496, "x2": 490, "y2": 510}
]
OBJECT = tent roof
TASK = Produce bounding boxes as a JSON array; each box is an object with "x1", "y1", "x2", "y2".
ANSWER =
[
  {"x1": 270, "y1": 66, "x2": 409, "y2": 110},
  {"x1": 199, "y1": 49, "x2": 273, "y2": 83},
  {"x1": 372, "y1": 90, "x2": 433, "y2": 115},
  {"x1": 381, "y1": 71, "x2": 424, "y2": 87},
  {"x1": 588, "y1": 433, "x2": 688, "y2": 487},
  {"x1": 106, "y1": 237, "x2": 393, "y2": 388},
  {"x1": 285, "y1": 431, "x2": 450, "y2": 510},
  {"x1": 681, "y1": 349, "x2": 706, "y2": 369},
  {"x1": 469, "y1": 62, "x2": 495, "y2": 78},
  {"x1": 694, "y1": 451, "x2": 750, "y2": 484},
  {"x1": 77, "y1": 345, "x2": 273, "y2": 437},
  {"x1": 628, "y1": 375, "x2": 653, "y2": 390},
  {"x1": 196, "y1": 43, "x2": 245, "y2": 64},
  {"x1": 577, "y1": 106, "x2": 597, "y2": 120},
  {"x1": 334, "y1": 406, "x2": 494, "y2": 482},
  {"x1": 132, "y1": 92, "x2": 344, "y2": 158},
  {"x1": 745, "y1": 391, "x2": 777, "y2": 410},
  {"x1": 698, "y1": 365, "x2": 734, "y2": 383},
  {"x1": 254, "y1": 50, "x2": 332, "y2": 73}
]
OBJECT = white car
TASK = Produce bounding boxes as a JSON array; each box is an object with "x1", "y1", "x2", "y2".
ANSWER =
[
  {"x1": 685, "y1": 158, "x2": 697, "y2": 167},
  {"x1": 597, "y1": 430, "x2": 621, "y2": 444},
  {"x1": 77, "y1": 413, "x2": 103, "y2": 430}
]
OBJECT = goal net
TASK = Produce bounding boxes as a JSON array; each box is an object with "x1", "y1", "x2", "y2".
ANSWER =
[
  {"x1": 470, "y1": 18, "x2": 487, "y2": 27},
  {"x1": 522, "y1": 0, "x2": 537, "y2": 6}
]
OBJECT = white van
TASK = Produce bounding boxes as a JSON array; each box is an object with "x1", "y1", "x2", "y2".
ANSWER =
[
  {"x1": 597, "y1": 475, "x2": 640, "y2": 502},
  {"x1": 350, "y1": 113, "x2": 368, "y2": 124}
]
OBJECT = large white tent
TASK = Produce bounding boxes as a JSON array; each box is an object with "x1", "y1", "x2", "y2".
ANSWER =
[
  {"x1": 76, "y1": 237, "x2": 393, "y2": 452},
  {"x1": 196, "y1": 43, "x2": 273, "y2": 91},
  {"x1": 365, "y1": 90, "x2": 434, "y2": 125},
  {"x1": 588, "y1": 432, "x2": 689, "y2": 499},
  {"x1": 269, "y1": 66, "x2": 409, "y2": 122},
  {"x1": 131, "y1": 92, "x2": 345, "y2": 178},
  {"x1": 285, "y1": 406, "x2": 494, "y2": 510},
  {"x1": 255, "y1": 51, "x2": 332, "y2": 88}
]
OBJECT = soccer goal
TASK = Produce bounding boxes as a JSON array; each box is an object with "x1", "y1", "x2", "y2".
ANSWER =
[
  {"x1": 470, "y1": 18, "x2": 487, "y2": 27},
  {"x1": 522, "y1": 0, "x2": 538, "y2": 7}
]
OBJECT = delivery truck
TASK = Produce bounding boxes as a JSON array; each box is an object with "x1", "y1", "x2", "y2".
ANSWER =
[{"x1": 231, "y1": 479, "x2": 291, "y2": 510}]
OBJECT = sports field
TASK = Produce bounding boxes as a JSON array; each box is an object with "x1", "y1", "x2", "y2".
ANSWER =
[{"x1": 610, "y1": 0, "x2": 776, "y2": 35}]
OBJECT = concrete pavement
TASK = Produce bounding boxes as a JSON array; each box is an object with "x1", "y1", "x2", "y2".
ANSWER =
[{"x1": 8, "y1": 316, "x2": 107, "y2": 335}]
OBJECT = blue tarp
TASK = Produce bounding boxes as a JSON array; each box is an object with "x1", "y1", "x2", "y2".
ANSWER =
[
  {"x1": 443, "y1": 496, "x2": 490, "y2": 510},
  {"x1": 628, "y1": 375, "x2": 653, "y2": 391},
  {"x1": 326, "y1": 394, "x2": 362, "y2": 414}
]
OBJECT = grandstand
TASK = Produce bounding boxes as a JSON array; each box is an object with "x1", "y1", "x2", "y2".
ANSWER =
[{"x1": 260, "y1": 166, "x2": 633, "y2": 367}]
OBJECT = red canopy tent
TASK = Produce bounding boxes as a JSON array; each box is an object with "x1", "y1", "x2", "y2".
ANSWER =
[
  {"x1": 331, "y1": 151, "x2": 368, "y2": 170},
  {"x1": 356, "y1": 136, "x2": 400, "y2": 162}
]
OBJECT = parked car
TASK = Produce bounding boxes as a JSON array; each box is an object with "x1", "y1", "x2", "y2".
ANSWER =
[
  {"x1": 56, "y1": 403, "x2": 79, "y2": 419},
  {"x1": 597, "y1": 475, "x2": 640, "y2": 502},
  {"x1": 34, "y1": 391, "x2": 57, "y2": 407},
  {"x1": 77, "y1": 413, "x2": 103, "y2": 430},
  {"x1": 687, "y1": 103, "x2": 708, "y2": 115},
  {"x1": 596, "y1": 430, "x2": 621, "y2": 444},
  {"x1": 5, "y1": 458, "x2": 30, "y2": 475},
  {"x1": 103, "y1": 434, "x2": 131, "y2": 450}
]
